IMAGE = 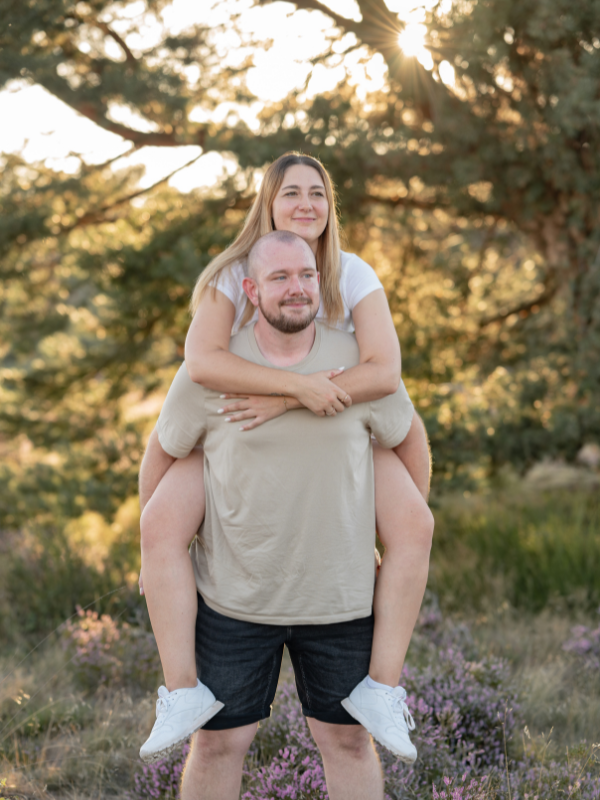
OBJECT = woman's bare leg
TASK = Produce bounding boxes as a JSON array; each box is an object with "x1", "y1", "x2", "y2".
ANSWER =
[
  {"x1": 140, "y1": 448, "x2": 205, "y2": 691},
  {"x1": 369, "y1": 445, "x2": 434, "y2": 686}
]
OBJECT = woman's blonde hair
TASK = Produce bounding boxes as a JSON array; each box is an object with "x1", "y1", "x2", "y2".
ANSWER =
[{"x1": 190, "y1": 152, "x2": 344, "y2": 326}]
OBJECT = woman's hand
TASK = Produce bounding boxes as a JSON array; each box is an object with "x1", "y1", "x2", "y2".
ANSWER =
[
  {"x1": 219, "y1": 369, "x2": 353, "y2": 428},
  {"x1": 292, "y1": 369, "x2": 352, "y2": 416},
  {"x1": 218, "y1": 393, "x2": 291, "y2": 431}
]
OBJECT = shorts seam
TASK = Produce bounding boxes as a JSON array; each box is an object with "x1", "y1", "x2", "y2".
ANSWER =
[
  {"x1": 303, "y1": 708, "x2": 361, "y2": 725},
  {"x1": 203, "y1": 709, "x2": 271, "y2": 731},
  {"x1": 296, "y1": 652, "x2": 311, "y2": 710},
  {"x1": 262, "y1": 652, "x2": 277, "y2": 711}
]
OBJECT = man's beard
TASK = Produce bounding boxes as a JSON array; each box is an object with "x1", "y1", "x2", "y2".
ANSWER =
[{"x1": 258, "y1": 295, "x2": 318, "y2": 333}]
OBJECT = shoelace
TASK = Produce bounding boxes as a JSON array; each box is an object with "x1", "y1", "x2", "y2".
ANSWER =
[
  {"x1": 389, "y1": 686, "x2": 415, "y2": 731},
  {"x1": 155, "y1": 685, "x2": 174, "y2": 717}
]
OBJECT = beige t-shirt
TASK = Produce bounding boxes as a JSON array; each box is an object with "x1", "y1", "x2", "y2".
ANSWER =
[{"x1": 157, "y1": 322, "x2": 414, "y2": 626}]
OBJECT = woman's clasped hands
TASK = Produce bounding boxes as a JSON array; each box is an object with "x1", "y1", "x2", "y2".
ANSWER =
[{"x1": 218, "y1": 368, "x2": 352, "y2": 431}]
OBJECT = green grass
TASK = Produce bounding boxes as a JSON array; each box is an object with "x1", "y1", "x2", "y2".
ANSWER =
[{"x1": 429, "y1": 488, "x2": 600, "y2": 613}]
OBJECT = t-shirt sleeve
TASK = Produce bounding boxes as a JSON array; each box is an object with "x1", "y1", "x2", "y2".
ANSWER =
[
  {"x1": 368, "y1": 380, "x2": 415, "y2": 449},
  {"x1": 341, "y1": 254, "x2": 385, "y2": 310},
  {"x1": 156, "y1": 363, "x2": 208, "y2": 458},
  {"x1": 209, "y1": 262, "x2": 246, "y2": 308}
]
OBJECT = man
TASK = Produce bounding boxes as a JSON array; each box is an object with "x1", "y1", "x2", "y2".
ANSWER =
[{"x1": 139, "y1": 230, "x2": 432, "y2": 800}]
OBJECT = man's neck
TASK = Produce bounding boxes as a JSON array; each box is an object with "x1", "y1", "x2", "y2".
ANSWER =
[{"x1": 253, "y1": 318, "x2": 316, "y2": 367}]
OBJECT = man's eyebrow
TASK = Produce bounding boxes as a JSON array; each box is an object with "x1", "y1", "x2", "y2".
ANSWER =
[{"x1": 280, "y1": 184, "x2": 325, "y2": 191}]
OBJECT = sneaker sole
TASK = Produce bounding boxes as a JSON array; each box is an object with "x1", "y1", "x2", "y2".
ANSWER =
[
  {"x1": 341, "y1": 697, "x2": 417, "y2": 764},
  {"x1": 140, "y1": 700, "x2": 225, "y2": 764}
]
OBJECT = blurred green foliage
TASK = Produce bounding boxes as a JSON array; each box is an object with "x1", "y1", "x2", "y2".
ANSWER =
[
  {"x1": 430, "y1": 488, "x2": 600, "y2": 612},
  {"x1": 0, "y1": 0, "x2": 599, "y2": 633}
]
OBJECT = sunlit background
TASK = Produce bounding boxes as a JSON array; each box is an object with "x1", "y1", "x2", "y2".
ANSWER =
[
  {"x1": 2, "y1": 1, "x2": 600, "y2": 797},
  {"x1": 0, "y1": 0, "x2": 455, "y2": 191}
]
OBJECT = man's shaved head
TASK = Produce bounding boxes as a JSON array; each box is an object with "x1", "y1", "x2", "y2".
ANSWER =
[{"x1": 246, "y1": 231, "x2": 316, "y2": 280}]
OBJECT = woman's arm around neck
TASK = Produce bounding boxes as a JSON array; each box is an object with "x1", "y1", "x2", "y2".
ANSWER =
[
  {"x1": 184, "y1": 289, "x2": 348, "y2": 413},
  {"x1": 330, "y1": 288, "x2": 402, "y2": 404}
]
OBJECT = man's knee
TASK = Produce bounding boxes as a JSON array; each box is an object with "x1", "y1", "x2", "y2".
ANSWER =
[
  {"x1": 308, "y1": 720, "x2": 374, "y2": 762},
  {"x1": 188, "y1": 724, "x2": 257, "y2": 767}
]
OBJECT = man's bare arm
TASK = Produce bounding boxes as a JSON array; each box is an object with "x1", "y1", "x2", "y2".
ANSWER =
[
  {"x1": 139, "y1": 428, "x2": 176, "y2": 512},
  {"x1": 393, "y1": 413, "x2": 431, "y2": 501}
]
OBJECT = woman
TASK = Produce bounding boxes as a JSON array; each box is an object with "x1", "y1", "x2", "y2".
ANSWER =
[{"x1": 139, "y1": 152, "x2": 434, "y2": 762}]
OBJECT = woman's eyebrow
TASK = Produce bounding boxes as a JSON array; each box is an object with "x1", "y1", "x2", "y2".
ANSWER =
[{"x1": 281, "y1": 184, "x2": 325, "y2": 191}]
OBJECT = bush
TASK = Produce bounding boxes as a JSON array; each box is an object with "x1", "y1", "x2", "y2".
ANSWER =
[
  {"x1": 130, "y1": 743, "x2": 190, "y2": 800},
  {"x1": 60, "y1": 606, "x2": 161, "y2": 693},
  {"x1": 562, "y1": 614, "x2": 600, "y2": 671},
  {"x1": 430, "y1": 490, "x2": 600, "y2": 613}
]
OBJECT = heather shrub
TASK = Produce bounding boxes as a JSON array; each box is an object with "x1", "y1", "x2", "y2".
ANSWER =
[
  {"x1": 403, "y1": 648, "x2": 521, "y2": 770},
  {"x1": 242, "y1": 746, "x2": 328, "y2": 800},
  {"x1": 130, "y1": 742, "x2": 190, "y2": 800},
  {"x1": 432, "y1": 773, "x2": 492, "y2": 799},
  {"x1": 60, "y1": 606, "x2": 161, "y2": 693},
  {"x1": 488, "y1": 742, "x2": 600, "y2": 800},
  {"x1": 562, "y1": 615, "x2": 600, "y2": 671}
]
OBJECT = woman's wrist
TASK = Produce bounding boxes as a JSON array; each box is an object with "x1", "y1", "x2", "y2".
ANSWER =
[
  {"x1": 284, "y1": 372, "x2": 306, "y2": 401},
  {"x1": 283, "y1": 396, "x2": 302, "y2": 411}
]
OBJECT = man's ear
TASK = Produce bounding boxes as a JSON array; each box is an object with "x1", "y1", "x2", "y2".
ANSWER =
[{"x1": 242, "y1": 276, "x2": 259, "y2": 307}]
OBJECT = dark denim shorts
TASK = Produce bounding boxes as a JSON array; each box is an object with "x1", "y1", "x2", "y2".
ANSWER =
[{"x1": 195, "y1": 594, "x2": 374, "y2": 730}]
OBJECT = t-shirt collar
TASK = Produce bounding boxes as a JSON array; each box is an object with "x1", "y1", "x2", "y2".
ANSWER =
[{"x1": 245, "y1": 321, "x2": 323, "y2": 372}]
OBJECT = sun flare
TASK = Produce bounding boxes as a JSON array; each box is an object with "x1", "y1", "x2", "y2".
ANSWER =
[{"x1": 397, "y1": 23, "x2": 427, "y2": 58}]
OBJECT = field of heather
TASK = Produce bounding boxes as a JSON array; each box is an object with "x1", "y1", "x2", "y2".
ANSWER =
[{"x1": 1, "y1": 488, "x2": 600, "y2": 799}]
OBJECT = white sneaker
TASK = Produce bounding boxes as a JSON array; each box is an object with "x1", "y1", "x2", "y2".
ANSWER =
[
  {"x1": 139, "y1": 679, "x2": 224, "y2": 763},
  {"x1": 341, "y1": 678, "x2": 417, "y2": 763}
]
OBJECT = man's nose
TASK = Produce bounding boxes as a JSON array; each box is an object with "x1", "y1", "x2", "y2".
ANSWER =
[{"x1": 287, "y1": 275, "x2": 304, "y2": 294}]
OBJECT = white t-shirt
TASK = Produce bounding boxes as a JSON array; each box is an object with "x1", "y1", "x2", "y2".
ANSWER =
[{"x1": 212, "y1": 251, "x2": 384, "y2": 335}]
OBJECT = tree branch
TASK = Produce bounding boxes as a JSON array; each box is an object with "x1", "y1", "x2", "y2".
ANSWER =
[
  {"x1": 57, "y1": 152, "x2": 204, "y2": 234},
  {"x1": 93, "y1": 20, "x2": 138, "y2": 64},
  {"x1": 36, "y1": 78, "x2": 206, "y2": 148},
  {"x1": 478, "y1": 280, "x2": 557, "y2": 328},
  {"x1": 257, "y1": 0, "x2": 363, "y2": 35}
]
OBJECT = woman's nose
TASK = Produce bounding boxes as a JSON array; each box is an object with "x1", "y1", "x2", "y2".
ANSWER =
[{"x1": 298, "y1": 194, "x2": 313, "y2": 209}]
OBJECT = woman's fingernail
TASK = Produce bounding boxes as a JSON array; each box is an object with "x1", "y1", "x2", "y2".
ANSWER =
[
  {"x1": 225, "y1": 417, "x2": 231, "y2": 422},
  {"x1": 139, "y1": 588, "x2": 143, "y2": 595},
  {"x1": 220, "y1": 394, "x2": 227, "y2": 399},
  {"x1": 339, "y1": 367, "x2": 345, "y2": 370},
  {"x1": 217, "y1": 408, "x2": 224, "y2": 414}
]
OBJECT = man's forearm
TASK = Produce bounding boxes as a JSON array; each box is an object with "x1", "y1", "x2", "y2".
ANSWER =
[
  {"x1": 139, "y1": 428, "x2": 177, "y2": 511},
  {"x1": 393, "y1": 413, "x2": 431, "y2": 501}
]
